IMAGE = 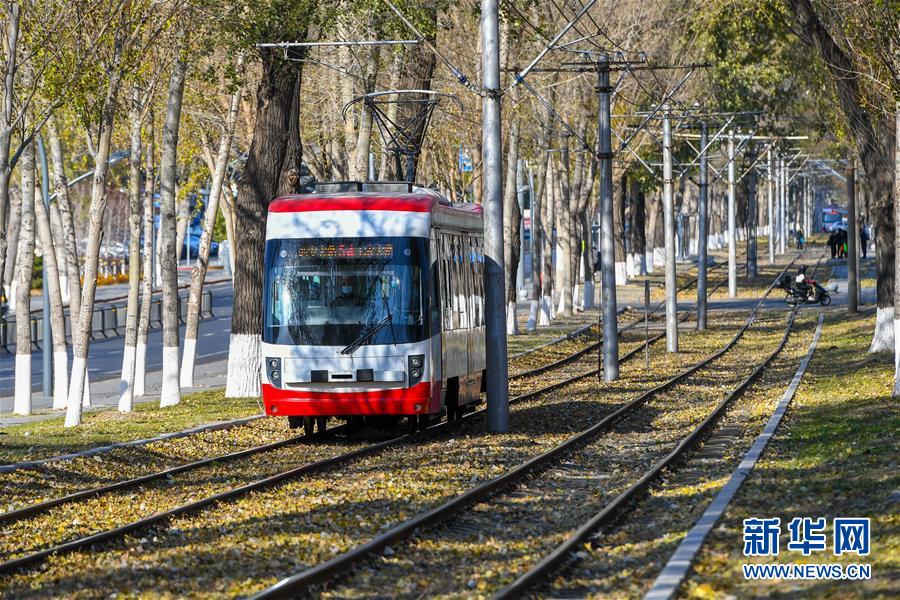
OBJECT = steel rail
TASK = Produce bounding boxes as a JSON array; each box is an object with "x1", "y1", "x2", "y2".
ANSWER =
[
  {"x1": 497, "y1": 254, "x2": 820, "y2": 598},
  {"x1": 250, "y1": 257, "x2": 801, "y2": 599},
  {"x1": 496, "y1": 310, "x2": 799, "y2": 599},
  {"x1": 1, "y1": 259, "x2": 734, "y2": 527},
  {"x1": 0, "y1": 311, "x2": 674, "y2": 574}
]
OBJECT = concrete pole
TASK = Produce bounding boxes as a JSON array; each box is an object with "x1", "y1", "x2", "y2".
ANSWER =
[
  {"x1": 480, "y1": 0, "x2": 508, "y2": 432},
  {"x1": 37, "y1": 136, "x2": 53, "y2": 396},
  {"x1": 727, "y1": 130, "x2": 737, "y2": 297},
  {"x1": 747, "y1": 145, "x2": 758, "y2": 278},
  {"x1": 847, "y1": 159, "x2": 858, "y2": 312},
  {"x1": 767, "y1": 150, "x2": 775, "y2": 263},
  {"x1": 697, "y1": 122, "x2": 709, "y2": 331},
  {"x1": 663, "y1": 107, "x2": 678, "y2": 352},
  {"x1": 597, "y1": 54, "x2": 619, "y2": 380}
]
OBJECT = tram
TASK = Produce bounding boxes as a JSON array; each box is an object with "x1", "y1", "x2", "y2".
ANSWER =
[{"x1": 261, "y1": 182, "x2": 486, "y2": 434}]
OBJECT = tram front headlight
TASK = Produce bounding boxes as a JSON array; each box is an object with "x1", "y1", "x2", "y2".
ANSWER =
[
  {"x1": 266, "y1": 357, "x2": 282, "y2": 388},
  {"x1": 408, "y1": 354, "x2": 425, "y2": 386}
]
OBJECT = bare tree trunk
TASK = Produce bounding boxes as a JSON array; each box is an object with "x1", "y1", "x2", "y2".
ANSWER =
[
  {"x1": 580, "y1": 154, "x2": 597, "y2": 308},
  {"x1": 226, "y1": 49, "x2": 304, "y2": 397},
  {"x1": 118, "y1": 86, "x2": 143, "y2": 412},
  {"x1": 528, "y1": 116, "x2": 552, "y2": 330},
  {"x1": 221, "y1": 175, "x2": 237, "y2": 273},
  {"x1": 182, "y1": 74, "x2": 241, "y2": 387},
  {"x1": 631, "y1": 179, "x2": 647, "y2": 275},
  {"x1": 47, "y1": 115, "x2": 81, "y2": 312},
  {"x1": 3, "y1": 184, "x2": 20, "y2": 290},
  {"x1": 174, "y1": 193, "x2": 190, "y2": 266},
  {"x1": 0, "y1": 2, "x2": 20, "y2": 306},
  {"x1": 35, "y1": 184, "x2": 68, "y2": 409},
  {"x1": 159, "y1": 53, "x2": 188, "y2": 407},
  {"x1": 556, "y1": 135, "x2": 573, "y2": 316},
  {"x1": 613, "y1": 172, "x2": 627, "y2": 284},
  {"x1": 13, "y1": 139, "x2": 34, "y2": 415},
  {"x1": 353, "y1": 45, "x2": 379, "y2": 180},
  {"x1": 504, "y1": 119, "x2": 520, "y2": 334},
  {"x1": 893, "y1": 103, "x2": 900, "y2": 395},
  {"x1": 65, "y1": 53, "x2": 123, "y2": 426},
  {"x1": 540, "y1": 152, "x2": 555, "y2": 324},
  {"x1": 135, "y1": 113, "x2": 155, "y2": 397}
]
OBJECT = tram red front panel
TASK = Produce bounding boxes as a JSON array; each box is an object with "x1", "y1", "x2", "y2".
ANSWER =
[{"x1": 261, "y1": 381, "x2": 440, "y2": 416}]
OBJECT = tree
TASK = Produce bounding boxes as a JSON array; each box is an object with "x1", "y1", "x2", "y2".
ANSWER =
[
  {"x1": 12, "y1": 138, "x2": 34, "y2": 415},
  {"x1": 223, "y1": 0, "x2": 324, "y2": 397},
  {"x1": 33, "y1": 167, "x2": 67, "y2": 408},
  {"x1": 783, "y1": 0, "x2": 896, "y2": 352},
  {"x1": 159, "y1": 46, "x2": 188, "y2": 408},
  {"x1": 182, "y1": 58, "x2": 242, "y2": 387},
  {"x1": 503, "y1": 117, "x2": 520, "y2": 334},
  {"x1": 134, "y1": 112, "x2": 155, "y2": 397},
  {"x1": 118, "y1": 86, "x2": 144, "y2": 412}
]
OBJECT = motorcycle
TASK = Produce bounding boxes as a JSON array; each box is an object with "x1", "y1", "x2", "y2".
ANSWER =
[{"x1": 776, "y1": 274, "x2": 832, "y2": 306}]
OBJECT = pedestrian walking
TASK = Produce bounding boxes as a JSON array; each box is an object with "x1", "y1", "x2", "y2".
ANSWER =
[
  {"x1": 860, "y1": 223, "x2": 869, "y2": 259},
  {"x1": 838, "y1": 229, "x2": 848, "y2": 258},
  {"x1": 796, "y1": 229, "x2": 805, "y2": 250},
  {"x1": 828, "y1": 231, "x2": 837, "y2": 259}
]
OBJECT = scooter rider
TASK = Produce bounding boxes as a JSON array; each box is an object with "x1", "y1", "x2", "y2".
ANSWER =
[{"x1": 795, "y1": 265, "x2": 813, "y2": 301}]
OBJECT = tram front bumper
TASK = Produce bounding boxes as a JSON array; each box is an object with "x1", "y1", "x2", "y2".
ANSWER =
[{"x1": 261, "y1": 381, "x2": 437, "y2": 417}]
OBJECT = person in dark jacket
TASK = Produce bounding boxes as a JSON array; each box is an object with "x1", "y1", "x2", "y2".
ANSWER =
[
  {"x1": 860, "y1": 223, "x2": 869, "y2": 259},
  {"x1": 828, "y1": 231, "x2": 837, "y2": 259},
  {"x1": 838, "y1": 229, "x2": 848, "y2": 258}
]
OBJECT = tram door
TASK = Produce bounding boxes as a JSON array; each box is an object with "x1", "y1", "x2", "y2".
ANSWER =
[{"x1": 463, "y1": 236, "x2": 476, "y2": 401}]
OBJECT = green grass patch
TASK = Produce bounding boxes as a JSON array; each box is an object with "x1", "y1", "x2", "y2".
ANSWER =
[
  {"x1": 0, "y1": 390, "x2": 262, "y2": 465},
  {"x1": 682, "y1": 311, "x2": 899, "y2": 599}
]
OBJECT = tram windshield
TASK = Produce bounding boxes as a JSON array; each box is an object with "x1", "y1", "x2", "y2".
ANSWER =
[{"x1": 263, "y1": 237, "x2": 428, "y2": 346}]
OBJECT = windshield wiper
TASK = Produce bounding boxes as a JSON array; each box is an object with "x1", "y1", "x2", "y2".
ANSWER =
[{"x1": 340, "y1": 314, "x2": 392, "y2": 355}]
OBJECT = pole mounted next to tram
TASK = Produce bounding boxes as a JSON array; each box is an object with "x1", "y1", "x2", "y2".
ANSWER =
[
  {"x1": 662, "y1": 106, "x2": 678, "y2": 353},
  {"x1": 727, "y1": 129, "x2": 737, "y2": 298},
  {"x1": 480, "y1": 0, "x2": 509, "y2": 433},
  {"x1": 746, "y1": 143, "x2": 759, "y2": 278},
  {"x1": 597, "y1": 53, "x2": 619, "y2": 381},
  {"x1": 696, "y1": 122, "x2": 709, "y2": 331}
]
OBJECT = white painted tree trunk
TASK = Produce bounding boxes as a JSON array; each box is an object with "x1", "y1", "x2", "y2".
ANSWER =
[
  {"x1": 225, "y1": 333, "x2": 261, "y2": 397},
  {"x1": 48, "y1": 116, "x2": 82, "y2": 316},
  {"x1": 135, "y1": 113, "x2": 155, "y2": 398},
  {"x1": 539, "y1": 295, "x2": 552, "y2": 326},
  {"x1": 65, "y1": 49, "x2": 123, "y2": 427},
  {"x1": 34, "y1": 187, "x2": 68, "y2": 409},
  {"x1": 13, "y1": 138, "x2": 35, "y2": 416},
  {"x1": 119, "y1": 86, "x2": 143, "y2": 412},
  {"x1": 526, "y1": 300, "x2": 538, "y2": 331},
  {"x1": 158, "y1": 53, "x2": 188, "y2": 408},
  {"x1": 869, "y1": 306, "x2": 894, "y2": 353},
  {"x1": 181, "y1": 72, "x2": 241, "y2": 387},
  {"x1": 506, "y1": 301, "x2": 519, "y2": 335}
]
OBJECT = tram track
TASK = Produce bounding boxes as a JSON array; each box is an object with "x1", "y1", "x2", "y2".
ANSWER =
[
  {"x1": 241, "y1": 260, "x2": 800, "y2": 598},
  {"x1": 0, "y1": 261, "x2": 768, "y2": 596},
  {"x1": 0, "y1": 257, "x2": 738, "y2": 529},
  {"x1": 0, "y1": 305, "x2": 686, "y2": 577}
]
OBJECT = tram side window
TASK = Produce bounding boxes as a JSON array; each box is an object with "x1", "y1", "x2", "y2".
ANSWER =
[{"x1": 441, "y1": 233, "x2": 453, "y2": 331}]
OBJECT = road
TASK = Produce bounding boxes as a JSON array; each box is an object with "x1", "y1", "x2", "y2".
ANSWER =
[{"x1": 0, "y1": 281, "x2": 234, "y2": 409}]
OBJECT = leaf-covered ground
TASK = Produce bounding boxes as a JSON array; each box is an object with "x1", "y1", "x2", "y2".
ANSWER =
[
  {"x1": 679, "y1": 311, "x2": 898, "y2": 599},
  {"x1": 0, "y1": 316, "x2": 748, "y2": 598}
]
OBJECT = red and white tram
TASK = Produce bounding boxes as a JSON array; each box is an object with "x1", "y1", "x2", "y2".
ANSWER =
[{"x1": 261, "y1": 182, "x2": 486, "y2": 433}]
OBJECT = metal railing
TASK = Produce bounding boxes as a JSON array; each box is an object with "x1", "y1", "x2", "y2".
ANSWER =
[{"x1": 0, "y1": 290, "x2": 214, "y2": 354}]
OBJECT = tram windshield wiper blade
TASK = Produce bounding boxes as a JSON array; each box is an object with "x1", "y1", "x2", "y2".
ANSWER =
[{"x1": 340, "y1": 314, "x2": 392, "y2": 355}]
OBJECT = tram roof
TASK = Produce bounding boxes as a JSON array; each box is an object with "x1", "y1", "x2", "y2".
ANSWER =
[{"x1": 269, "y1": 191, "x2": 483, "y2": 218}]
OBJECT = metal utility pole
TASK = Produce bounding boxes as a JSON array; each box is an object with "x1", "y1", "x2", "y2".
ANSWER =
[
  {"x1": 767, "y1": 150, "x2": 775, "y2": 263},
  {"x1": 480, "y1": 0, "x2": 509, "y2": 432},
  {"x1": 727, "y1": 130, "x2": 737, "y2": 297},
  {"x1": 37, "y1": 136, "x2": 52, "y2": 396},
  {"x1": 697, "y1": 122, "x2": 709, "y2": 331},
  {"x1": 663, "y1": 107, "x2": 678, "y2": 352},
  {"x1": 847, "y1": 158, "x2": 858, "y2": 312},
  {"x1": 747, "y1": 143, "x2": 758, "y2": 278},
  {"x1": 516, "y1": 158, "x2": 525, "y2": 294},
  {"x1": 597, "y1": 53, "x2": 619, "y2": 380},
  {"x1": 779, "y1": 157, "x2": 787, "y2": 254}
]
